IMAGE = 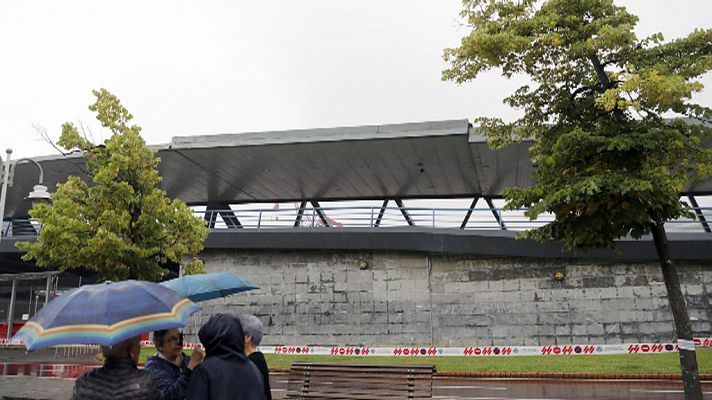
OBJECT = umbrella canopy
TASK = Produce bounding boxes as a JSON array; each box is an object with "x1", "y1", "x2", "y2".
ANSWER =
[
  {"x1": 12, "y1": 280, "x2": 200, "y2": 351},
  {"x1": 160, "y1": 272, "x2": 259, "y2": 302}
]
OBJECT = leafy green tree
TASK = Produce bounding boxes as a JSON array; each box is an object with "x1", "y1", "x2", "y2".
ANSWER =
[
  {"x1": 18, "y1": 89, "x2": 209, "y2": 282},
  {"x1": 183, "y1": 258, "x2": 207, "y2": 276},
  {"x1": 443, "y1": 1, "x2": 711, "y2": 398}
]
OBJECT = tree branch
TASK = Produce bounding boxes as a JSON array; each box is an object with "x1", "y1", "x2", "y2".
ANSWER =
[
  {"x1": 589, "y1": 54, "x2": 627, "y2": 122},
  {"x1": 570, "y1": 85, "x2": 597, "y2": 100},
  {"x1": 589, "y1": 54, "x2": 612, "y2": 90},
  {"x1": 602, "y1": 57, "x2": 622, "y2": 67},
  {"x1": 33, "y1": 124, "x2": 70, "y2": 156}
]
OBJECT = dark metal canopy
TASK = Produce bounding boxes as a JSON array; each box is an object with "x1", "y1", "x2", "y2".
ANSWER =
[{"x1": 4, "y1": 119, "x2": 711, "y2": 219}]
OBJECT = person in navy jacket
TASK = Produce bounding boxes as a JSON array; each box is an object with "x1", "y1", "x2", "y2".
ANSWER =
[{"x1": 145, "y1": 329, "x2": 204, "y2": 400}]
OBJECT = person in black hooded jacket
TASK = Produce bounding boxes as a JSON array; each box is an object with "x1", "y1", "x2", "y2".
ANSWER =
[
  {"x1": 186, "y1": 313, "x2": 265, "y2": 400},
  {"x1": 72, "y1": 335, "x2": 159, "y2": 400}
]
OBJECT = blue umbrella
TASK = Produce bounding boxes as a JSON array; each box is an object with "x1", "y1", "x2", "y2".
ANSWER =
[
  {"x1": 160, "y1": 272, "x2": 259, "y2": 302},
  {"x1": 12, "y1": 280, "x2": 201, "y2": 351}
]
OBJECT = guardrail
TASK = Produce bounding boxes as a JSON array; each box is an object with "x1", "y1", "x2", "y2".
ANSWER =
[{"x1": 3, "y1": 206, "x2": 710, "y2": 237}]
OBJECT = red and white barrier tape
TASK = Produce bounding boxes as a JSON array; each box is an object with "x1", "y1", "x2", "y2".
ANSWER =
[
  {"x1": 5, "y1": 338, "x2": 712, "y2": 356},
  {"x1": 261, "y1": 340, "x2": 712, "y2": 357}
]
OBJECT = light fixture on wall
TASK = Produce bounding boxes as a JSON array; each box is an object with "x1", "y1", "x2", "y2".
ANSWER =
[
  {"x1": 553, "y1": 271, "x2": 565, "y2": 281},
  {"x1": 358, "y1": 259, "x2": 369, "y2": 270}
]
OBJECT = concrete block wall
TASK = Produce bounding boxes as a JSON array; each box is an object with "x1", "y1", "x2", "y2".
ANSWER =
[{"x1": 187, "y1": 249, "x2": 712, "y2": 347}]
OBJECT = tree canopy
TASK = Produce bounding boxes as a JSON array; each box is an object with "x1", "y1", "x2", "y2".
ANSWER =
[
  {"x1": 443, "y1": 0, "x2": 712, "y2": 250},
  {"x1": 17, "y1": 89, "x2": 209, "y2": 281}
]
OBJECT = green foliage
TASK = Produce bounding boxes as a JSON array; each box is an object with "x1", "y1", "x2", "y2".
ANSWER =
[
  {"x1": 17, "y1": 89, "x2": 209, "y2": 281},
  {"x1": 183, "y1": 258, "x2": 207, "y2": 276},
  {"x1": 444, "y1": 0, "x2": 712, "y2": 250}
]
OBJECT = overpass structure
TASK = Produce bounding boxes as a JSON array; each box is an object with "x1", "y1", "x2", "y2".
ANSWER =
[
  {"x1": 1, "y1": 119, "x2": 712, "y2": 347},
  {"x1": 2, "y1": 119, "x2": 710, "y2": 252}
]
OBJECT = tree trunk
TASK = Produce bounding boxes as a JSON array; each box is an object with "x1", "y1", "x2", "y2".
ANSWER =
[{"x1": 649, "y1": 213, "x2": 702, "y2": 400}]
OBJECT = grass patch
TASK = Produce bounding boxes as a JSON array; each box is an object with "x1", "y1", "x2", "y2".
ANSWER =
[
  {"x1": 139, "y1": 348, "x2": 712, "y2": 374},
  {"x1": 262, "y1": 349, "x2": 712, "y2": 374}
]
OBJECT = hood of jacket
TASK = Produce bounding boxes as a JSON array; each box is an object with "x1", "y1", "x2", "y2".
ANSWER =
[{"x1": 198, "y1": 313, "x2": 247, "y2": 360}]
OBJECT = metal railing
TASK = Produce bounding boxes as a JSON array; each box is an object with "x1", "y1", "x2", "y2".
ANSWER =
[
  {"x1": 3, "y1": 206, "x2": 710, "y2": 237},
  {"x1": 197, "y1": 206, "x2": 712, "y2": 233}
]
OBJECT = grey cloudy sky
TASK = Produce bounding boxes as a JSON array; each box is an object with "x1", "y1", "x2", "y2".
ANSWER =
[{"x1": 1, "y1": 0, "x2": 710, "y2": 160}]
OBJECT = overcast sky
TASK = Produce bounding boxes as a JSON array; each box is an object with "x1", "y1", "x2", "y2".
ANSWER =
[{"x1": 1, "y1": 0, "x2": 710, "y2": 160}]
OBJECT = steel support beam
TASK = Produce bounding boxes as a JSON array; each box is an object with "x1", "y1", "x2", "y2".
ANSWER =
[
  {"x1": 204, "y1": 202, "x2": 242, "y2": 229},
  {"x1": 484, "y1": 197, "x2": 505, "y2": 230},
  {"x1": 311, "y1": 201, "x2": 330, "y2": 227},
  {"x1": 688, "y1": 195, "x2": 711, "y2": 233},
  {"x1": 220, "y1": 212, "x2": 242, "y2": 229},
  {"x1": 374, "y1": 200, "x2": 388, "y2": 227},
  {"x1": 395, "y1": 199, "x2": 415, "y2": 226},
  {"x1": 460, "y1": 196, "x2": 480, "y2": 229},
  {"x1": 203, "y1": 209, "x2": 218, "y2": 229},
  {"x1": 45, "y1": 275, "x2": 51, "y2": 305},
  {"x1": 6, "y1": 279, "x2": 16, "y2": 339},
  {"x1": 294, "y1": 201, "x2": 307, "y2": 227}
]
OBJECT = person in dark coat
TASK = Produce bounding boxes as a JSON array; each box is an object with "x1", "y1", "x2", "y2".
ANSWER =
[
  {"x1": 186, "y1": 313, "x2": 265, "y2": 400},
  {"x1": 72, "y1": 335, "x2": 160, "y2": 400},
  {"x1": 145, "y1": 328, "x2": 204, "y2": 400},
  {"x1": 238, "y1": 314, "x2": 272, "y2": 400}
]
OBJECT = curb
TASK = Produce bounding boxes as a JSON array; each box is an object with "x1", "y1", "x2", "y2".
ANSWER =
[
  {"x1": 270, "y1": 368, "x2": 712, "y2": 381},
  {"x1": 434, "y1": 371, "x2": 712, "y2": 380}
]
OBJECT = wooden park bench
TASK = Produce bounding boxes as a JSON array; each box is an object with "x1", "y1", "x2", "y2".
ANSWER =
[{"x1": 285, "y1": 362, "x2": 436, "y2": 399}]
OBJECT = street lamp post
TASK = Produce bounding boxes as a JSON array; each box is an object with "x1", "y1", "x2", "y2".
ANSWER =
[
  {"x1": 1, "y1": 148, "x2": 51, "y2": 340},
  {"x1": 0, "y1": 148, "x2": 52, "y2": 242}
]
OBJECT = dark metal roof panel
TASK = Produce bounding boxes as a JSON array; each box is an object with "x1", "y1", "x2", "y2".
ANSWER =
[{"x1": 4, "y1": 119, "x2": 711, "y2": 218}]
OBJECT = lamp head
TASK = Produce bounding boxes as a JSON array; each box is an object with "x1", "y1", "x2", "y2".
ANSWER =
[{"x1": 26, "y1": 184, "x2": 51, "y2": 205}]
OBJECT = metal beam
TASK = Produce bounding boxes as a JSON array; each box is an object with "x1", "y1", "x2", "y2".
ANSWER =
[
  {"x1": 0, "y1": 271, "x2": 60, "y2": 282},
  {"x1": 311, "y1": 201, "x2": 330, "y2": 227},
  {"x1": 394, "y1": 199, "x2": 415, "y2": 226},
  {"x1": 294, "y1": 201, "x2": 307, "y2": 227},
  {"x1": 205, "y1": 203, "x2": 242, "y2": 229},
  {"x1": 688, "y1": 195, "x2": 711, "y2": 233},
  {"x1": 45, "y1": 275, "x2": 51, "y2": 305},
  {"x1": 6, "y1": 279, "x2": 16, "y2": 339},
  {"x1": 460, "y1": 196, "x2": 480, "y2": 229},
  {"x1": 220, "y1": 212, "x2": 242, "y2": 229},
  {"x1": 374, "y1": 200, "x2": 388, "y2": 227},
  {"x1": 203, "y1": 209, "x2": 218, "y2": 229},
  {"x1": 9, "y1": 220, "x2": 38, "y2": 236},
  {"x1": 484, "y1": 197, "x2": 505, "y2": 230}
]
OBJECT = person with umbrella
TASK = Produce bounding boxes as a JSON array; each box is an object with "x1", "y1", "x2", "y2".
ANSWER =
[
  {"x1": 145, "y1": 329, "x2": 204, "y2": 400},
  {"x1": 12, "y1": 280, "x2": 201, "y2": 400},
  {"x1": 72, "y1": 335, "x2": 160, "y2": 400},
  {"x1": 186, "y1": 313, "x2": 265, "y2": 400}
]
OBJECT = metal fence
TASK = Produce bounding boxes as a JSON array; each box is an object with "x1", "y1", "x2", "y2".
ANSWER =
[{"x1": 3, "y1": 206, "x2": 710, "y2": 237}]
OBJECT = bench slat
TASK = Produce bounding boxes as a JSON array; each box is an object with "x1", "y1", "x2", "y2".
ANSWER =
[{"x1": 286, "y1": 363, "x2": 435, "y2": 400}]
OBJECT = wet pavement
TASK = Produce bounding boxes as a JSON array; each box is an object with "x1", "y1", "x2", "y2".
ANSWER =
[
  {"x1": 4, "y1": 373, "x2": 711, "y2": 400},
  {"x1": 427, "y1": 377, "x2": 712, "y2": 400}
]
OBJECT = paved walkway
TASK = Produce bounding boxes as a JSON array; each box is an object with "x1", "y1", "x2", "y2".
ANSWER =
[{"x1": 3, "y1": 373, "x2": 712, "y2": 400}]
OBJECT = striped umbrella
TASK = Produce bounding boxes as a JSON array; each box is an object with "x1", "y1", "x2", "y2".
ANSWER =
[{"x1": 12, "y1": 280, "x2": 200, "y2": 351}]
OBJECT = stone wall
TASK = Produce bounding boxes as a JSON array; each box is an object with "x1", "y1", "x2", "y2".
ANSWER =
[{"x1": 189, "y1": 249, "x2": 712, "y2": 347}]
